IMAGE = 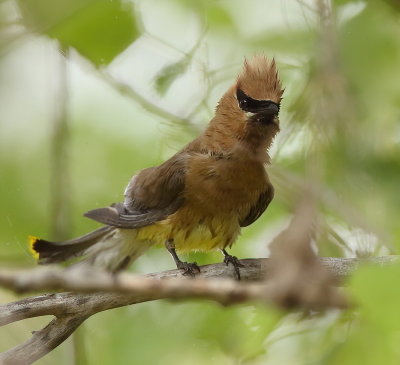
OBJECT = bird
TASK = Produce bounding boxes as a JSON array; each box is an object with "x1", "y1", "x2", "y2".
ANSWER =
[{"x1": 29, "y1": 55, "x2": 284, "y2": 279}]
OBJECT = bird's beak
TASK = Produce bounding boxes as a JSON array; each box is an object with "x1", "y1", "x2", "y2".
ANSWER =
[{"x1": 258, "y1": 103, "x2": 279, "y2": 117}]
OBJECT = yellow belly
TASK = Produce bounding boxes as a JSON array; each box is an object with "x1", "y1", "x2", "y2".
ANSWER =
[{"x1": 136, "y1": 208, "x2": 240, "y2": 252}]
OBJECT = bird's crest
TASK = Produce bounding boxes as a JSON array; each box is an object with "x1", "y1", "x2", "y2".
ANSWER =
[{"x1": 237, "y1": 55, "x2": 284, "y2": 104}]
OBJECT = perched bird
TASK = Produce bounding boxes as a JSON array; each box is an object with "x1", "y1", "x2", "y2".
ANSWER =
[{"x1": 30, "y1": 55, "x2": 284, "y2": 279}]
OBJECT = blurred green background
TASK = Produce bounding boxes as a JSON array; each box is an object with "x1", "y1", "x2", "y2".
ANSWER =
[{"x1": 1, "y1": 0, "x2": 400, "y2": 364}]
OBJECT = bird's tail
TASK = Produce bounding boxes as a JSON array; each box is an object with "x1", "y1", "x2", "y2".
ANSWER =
[{"x1": 29, "y1": 226, "x2": 152, "y2": 272}]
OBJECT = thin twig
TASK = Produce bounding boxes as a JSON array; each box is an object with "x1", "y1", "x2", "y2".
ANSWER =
[{"x1": 96, "y1": 69, "x2": 201, "y2": 131}]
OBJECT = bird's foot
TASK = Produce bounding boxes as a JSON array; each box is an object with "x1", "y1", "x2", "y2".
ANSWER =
[
  {"x1": 165, "y1": 239, "x2": 201, "y2": 277},
  {"x1": 176, "y1": 261, "x2": 201, "y2": 277},
  {"x1": 222, "y1": 251, "x2": 244, "y2": 280}
]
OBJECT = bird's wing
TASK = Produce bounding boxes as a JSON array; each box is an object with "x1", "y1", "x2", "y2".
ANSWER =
[
  {"x1": 239, "y1": 185, "x2": 274, "y2": 227},
  {"x1": 84, "y1": 155, "x2": 186, "y2": 228}
]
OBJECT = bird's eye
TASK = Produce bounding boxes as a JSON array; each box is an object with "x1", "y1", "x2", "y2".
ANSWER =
[
  {"x1": 239, "y1": 99, "x2": 248, "y2": 108},
  {"x1": 237, "y1": 89, "x2": 249, "y2": 110}
]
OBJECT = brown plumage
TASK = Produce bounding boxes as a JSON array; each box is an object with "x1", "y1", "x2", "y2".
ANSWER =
[{"x1": 30, "y1": 55, "x2": 284, "y2": 277}]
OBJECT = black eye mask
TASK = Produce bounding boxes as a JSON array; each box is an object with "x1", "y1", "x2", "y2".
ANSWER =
[{"x1": 236, "y1": 88, "x2": 280, "y2": 114}]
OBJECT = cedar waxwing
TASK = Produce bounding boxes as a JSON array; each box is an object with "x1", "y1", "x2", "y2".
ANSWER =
[{"x1": 30, "y1": 55, "x2": 284, "y2": 279}]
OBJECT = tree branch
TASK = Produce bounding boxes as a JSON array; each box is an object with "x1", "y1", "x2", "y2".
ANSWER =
[
  {"x1": 96, "y1": 69, "x2": 201, "y2": 131},
  {"x1": 0, "y1": 256, "x2": 397, "y2": 364},
  {"x1": 0, "y1": 315, "x2": 87, "y2": 365}
]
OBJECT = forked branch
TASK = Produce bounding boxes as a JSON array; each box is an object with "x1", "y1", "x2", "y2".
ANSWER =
[{"x1": 0, "y1": 256, "x2": 397, "y2": 364}]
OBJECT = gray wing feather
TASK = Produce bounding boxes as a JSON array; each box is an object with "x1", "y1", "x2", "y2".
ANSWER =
[
  {"x1": 84, "y1": 199, "x2": 183, "y2": 228},
  {"x1": 84, "y1": 155, "x2": 186, "y2": 228}
]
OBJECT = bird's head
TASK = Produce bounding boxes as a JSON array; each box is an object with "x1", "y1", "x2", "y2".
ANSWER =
[
  {"x1": 236, "y1": 55, "x2": 283, "y2": 125},
  {"x1": 214, "y1": 55, "x2": 284, "y2": 151}
]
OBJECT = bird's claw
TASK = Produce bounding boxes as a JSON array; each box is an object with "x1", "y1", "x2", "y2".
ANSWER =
[
  {"x1": 177, "y1": 261, "x2": 200, "y2": 277},
  {"x1": 223, "y1": 254, "x2": 244, "y2": 280}
]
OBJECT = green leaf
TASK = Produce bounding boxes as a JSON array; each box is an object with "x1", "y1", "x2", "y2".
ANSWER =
[
  {"x1": 154, "y1": 58, "x2": 190, "y2": 96},
  {"x1": 206, "y1": 4, "x2": 235, "y2": 29},
  {"x1": 324, "y1": 263, "x2": 400, "y2": 364},
  {"x1": 350, "y1": 263, "x2": 400, "y2": 331},
  {"x1": 17, "y1": 0, "x2": 139, "y2": 66}
]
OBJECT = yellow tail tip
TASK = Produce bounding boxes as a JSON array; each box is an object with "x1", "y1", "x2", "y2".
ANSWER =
[{"x1": 28, "y1": 235, "x2": 40, "y2": 260}]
